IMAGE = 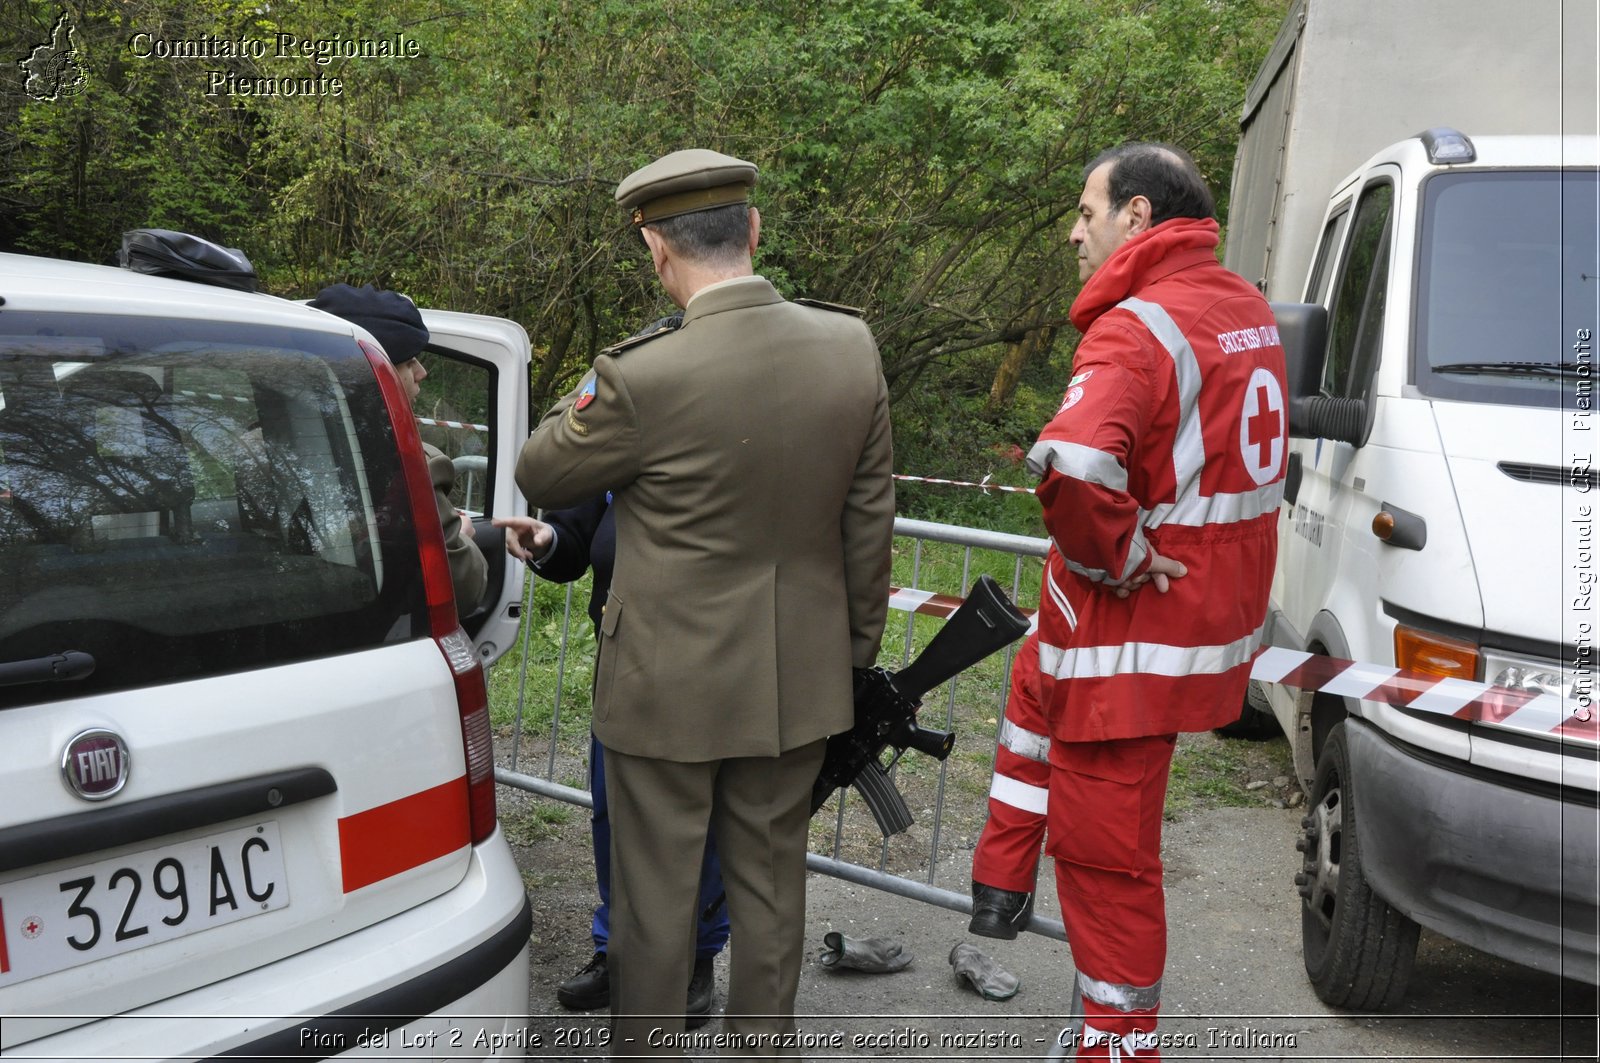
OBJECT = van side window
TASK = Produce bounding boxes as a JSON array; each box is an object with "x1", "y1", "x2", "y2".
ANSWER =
[
  {"x1": 1321, "y1": 182, "x2": 1394, "y2": 399},
  {"x1": 1304, "y1": 207, "x2": 1350, "y2": 304}
]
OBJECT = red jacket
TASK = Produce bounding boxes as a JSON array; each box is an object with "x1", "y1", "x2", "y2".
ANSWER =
[{"x1": 1029, "y1": 218, "x2": 1286, "y2": 741}]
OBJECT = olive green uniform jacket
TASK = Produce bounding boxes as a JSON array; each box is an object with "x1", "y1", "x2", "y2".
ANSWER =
[{"x1": 515, "y1": 276, "x2": 895, "y2": 762}]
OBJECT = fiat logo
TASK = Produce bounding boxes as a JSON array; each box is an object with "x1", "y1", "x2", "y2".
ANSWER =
[{"x1": 61, "y1": 729, "x2": 129, "y2": 801}]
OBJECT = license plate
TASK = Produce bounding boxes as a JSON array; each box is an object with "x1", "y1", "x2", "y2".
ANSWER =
[{"x1": 0, "y1": 822, "x2": 289, "y2": 988}]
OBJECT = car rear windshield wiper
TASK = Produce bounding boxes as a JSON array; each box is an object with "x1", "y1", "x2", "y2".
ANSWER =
[
  {"x1": 0, "y1": 650, "x2": 96, "y2": 689},
  {"x1": 1432, "y1": 361, "x2": 1584, "y2": 378}
]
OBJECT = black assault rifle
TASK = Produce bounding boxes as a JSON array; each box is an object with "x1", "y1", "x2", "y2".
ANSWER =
[{"x1": 812, "y1": 574, "x2": 1030, "y2": 836}]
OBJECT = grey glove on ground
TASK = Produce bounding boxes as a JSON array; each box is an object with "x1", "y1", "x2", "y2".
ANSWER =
[
  {"x1": 950, "y1": 941, "x2": 1021, "y2": 1000},
  {"x1": 818, "y1": 931, "x2": 913, "y2": 973}
]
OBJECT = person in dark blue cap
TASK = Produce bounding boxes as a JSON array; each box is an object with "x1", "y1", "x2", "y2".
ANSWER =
[{"x1": 310, "y1": 283, "x2": 487, "y2": 614}]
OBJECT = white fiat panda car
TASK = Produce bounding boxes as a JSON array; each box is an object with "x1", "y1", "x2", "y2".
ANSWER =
[{"x1": 0, "y1": 248, "x2": 532, "y2": 1058}]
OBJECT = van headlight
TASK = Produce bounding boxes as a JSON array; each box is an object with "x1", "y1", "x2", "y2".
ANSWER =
[{"x1": 1481, "y1": 647, "x2": 1591, "y2": 711}]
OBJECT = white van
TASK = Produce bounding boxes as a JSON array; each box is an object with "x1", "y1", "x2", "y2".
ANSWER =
[
  {"x1": 0, "y1": 249, "x2": 533, "y2": 1058},
  {"x1": 1224, "y1": 0, "x2": 1598, "y2": 1009},
  {"x1": 1264, "y1": 132, "x2": 1599, "y2": 1007}
]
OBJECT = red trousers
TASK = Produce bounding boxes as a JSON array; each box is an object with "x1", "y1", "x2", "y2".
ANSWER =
[
  {"x1": 1050, "y1": 733, "x2": 1175, "y2": 1058},
  {"x1": 971, "y1": 633, "x2": 1050, "y2": 891},
  {"x1": 971, "y1": 635, "x2": 1177, "y2": 1059}
]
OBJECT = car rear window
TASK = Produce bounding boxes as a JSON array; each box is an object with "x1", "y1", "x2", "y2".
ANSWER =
[{"x1": 0, "y1": 311, "x2": 427, "y2": 708}]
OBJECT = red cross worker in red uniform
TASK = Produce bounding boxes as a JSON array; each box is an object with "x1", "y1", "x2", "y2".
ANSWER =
[
  {"x1": 984, "y1": 143, "x2": 1287, "y2": 1059},
  {"x1": 968, "y1": 631, "x2": 1052, "y2": 937}
]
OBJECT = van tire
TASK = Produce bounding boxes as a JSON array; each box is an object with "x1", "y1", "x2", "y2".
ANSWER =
[
  {"x1": 1297, "y1": 722, "x2": 1419, "y2": 1009},
  {"x1": 1214, "y1": 680, "x2": 1279, "y2": 739}
]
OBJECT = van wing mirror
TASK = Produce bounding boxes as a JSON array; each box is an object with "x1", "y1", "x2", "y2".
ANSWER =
[
  {"x1": 1269, "y1": 301, "x2": 1327, "y2": 403},
  {"x1": 1269, "y1": 301, "x2": 1360, "y2": 442}
]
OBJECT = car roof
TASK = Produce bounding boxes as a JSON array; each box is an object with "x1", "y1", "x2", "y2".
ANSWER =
[{"x1": 0, "y1": 252, "x2": 360, "y2": 337}]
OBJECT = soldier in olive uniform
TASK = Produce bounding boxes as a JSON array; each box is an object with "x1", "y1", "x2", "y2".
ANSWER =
[{"x1": 514, "y1": 149, "x2": 895, "y2": 1055}]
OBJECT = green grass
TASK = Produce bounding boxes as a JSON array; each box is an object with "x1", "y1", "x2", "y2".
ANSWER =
[
  {"x1": 487, "y1": 574, "x2": 598, "y2": 763},
  {"x1": 485, "y1": 503, "x2": 1294, "y2": 885},
  {"x1": 1165, "y1": 730, "x2": 1296, "y2": 819},
  {"x1": 487, "y1": 512, "x2": 1046, "y2": 753},
  {"x1": 500, "y1": 798, "x2": 575, "y2": 847}
]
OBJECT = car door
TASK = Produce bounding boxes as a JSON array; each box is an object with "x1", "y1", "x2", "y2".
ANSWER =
[{"x1": 414, "y1": 309, "x2": 530, "y2": 665}]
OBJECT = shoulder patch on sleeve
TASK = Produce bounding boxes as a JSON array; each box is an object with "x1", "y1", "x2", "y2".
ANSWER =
[
  {"x1": 602, "y1": 316, "x2": 681, "y2": 355},
  {"x1": 794, "y1": 297, "x2": 866, "y2": 318}
]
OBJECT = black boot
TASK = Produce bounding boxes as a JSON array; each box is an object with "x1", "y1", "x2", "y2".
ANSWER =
[
  {"x1": 969, "y1": 880, "x2": 1034, "y2": 940},
  {"x1": 556, "y1": 951, "x2": 609, "y2": 1011},
  {"x1": 685, "y1": 955, "x2": 715, "y2": 1029}
]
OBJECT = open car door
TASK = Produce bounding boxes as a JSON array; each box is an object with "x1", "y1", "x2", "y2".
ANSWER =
[{"x1": 415, "y1": 308, "x2": 529, "y2": 665}]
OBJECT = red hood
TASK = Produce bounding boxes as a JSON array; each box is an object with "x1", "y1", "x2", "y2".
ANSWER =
[{"x1": 1069, "y1": 218, "x2": 1220, "y2": 332}]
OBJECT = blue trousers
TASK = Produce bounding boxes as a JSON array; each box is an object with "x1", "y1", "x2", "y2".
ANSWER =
[{"x1": 589, "y1": 732, "x2": 730, "y2": 956}]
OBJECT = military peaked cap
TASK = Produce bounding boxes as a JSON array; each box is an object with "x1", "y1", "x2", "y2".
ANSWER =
[{"x1": 615, "y1": 149, "x2": 757, "y2": 227}]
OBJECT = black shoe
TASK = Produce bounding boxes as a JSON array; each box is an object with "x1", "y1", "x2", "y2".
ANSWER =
[
  {"x1": 556, "y1": 951, "x2": 608, "y2": 1011},
  {"x1": 685, "y1": 955, "x2": 715, "y2": 1029},
  {"x1": 969, "y1": 880, "x2": 1034, "y2": 940}
]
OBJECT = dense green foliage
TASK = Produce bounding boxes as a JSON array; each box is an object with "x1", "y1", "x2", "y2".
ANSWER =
[{"x1": 2, "y1": 0, "x2": 1283, "y2": 531}]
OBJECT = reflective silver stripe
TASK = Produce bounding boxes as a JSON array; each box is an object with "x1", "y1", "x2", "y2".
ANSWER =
[
  {"x1": 1159, "y1": 480, "x2": 1284, "y2": 526},
  {"x1": 1078, "y1": 971, "x2": 1163, "y2": 1012},
  {"x1": 1045, "y1": 564, "x2": 1079, "y2": 630},
  {"x1": 1113, "y1": 529, "x2": 1150, "y2": 584},
  {"x1": 1081, "y1": 1025, "x2": 1160, "y2": 1058},
  {"x1": 1051, "y1": 537, "x2": 1111, "y2": 584},
  {"x1": 989, "y1": 772, "x2": 1049, "y2": 814},
  {"x1": 1118, "y1": 298, "x2": 1203, "y2": 531},
  {"x1": 1038, "y1": 623, "x2": 1266, "y2": 680},
  {"x1": 1027, "y1": 438, "x2": 1129, "y2": 492},
  {"x1": 1000, "y1": 717, "x2": 1051, "y2": 763}
]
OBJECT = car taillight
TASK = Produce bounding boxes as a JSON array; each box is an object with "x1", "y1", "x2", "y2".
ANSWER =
[
  {"x1": 438, "y1": 628, "x2": 499, "y2": 842},
  {"x1": 365, "y1": 340, "x2": 498, "y2": 843}
]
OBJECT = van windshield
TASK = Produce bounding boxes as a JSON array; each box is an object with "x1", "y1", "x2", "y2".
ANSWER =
[
  {"x1": 0, "y1": 312, "x2": 428, "y2": 708},
  {"x1": 1415, "y1": 169, "x2": 1598, "y2": 408}
]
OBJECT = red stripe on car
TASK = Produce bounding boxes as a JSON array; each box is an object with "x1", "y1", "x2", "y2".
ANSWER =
[{"x1": 338, "y1": 778, "x2": 470, "y2": 893}]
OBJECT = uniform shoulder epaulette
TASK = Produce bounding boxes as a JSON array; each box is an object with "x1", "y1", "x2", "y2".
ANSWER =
[
  {"x1": 602, "y1": 316, "x2": 681, "y2": 356},
  {"x1": 794, "y1": 297, "x2": 866, "y2": 318}
]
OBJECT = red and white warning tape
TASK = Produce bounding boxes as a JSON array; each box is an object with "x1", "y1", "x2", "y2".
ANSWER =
[
  {"x1": 416, "y1": 416, "x2": 490, "y2": 432},
  {"x1": 888, "y1": 586, "x2": 1025, "y2": 620},
  {"x1": 886, "y1": 589, "x2": 1594, "y2": 746},
  {"x1": 1252, "y1": 645, "x2": 1595, "y2": 744},
  {"x1": 887, "y1": 587, "x2": 1039, "y2": 632},
  {"x1": 893, "y1": 474, "x2": 1036, "y2": 495},
  {"x1": 178, "y1": 389, "x2": 251, "y2": 405}
]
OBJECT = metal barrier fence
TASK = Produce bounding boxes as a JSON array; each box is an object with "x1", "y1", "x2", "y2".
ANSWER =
[{"x1": 492, "y1": 516, "x2": 1068, "y2": 941}]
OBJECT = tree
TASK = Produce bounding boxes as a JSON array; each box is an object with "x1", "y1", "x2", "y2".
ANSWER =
[{"x1": 1, "y1": 0, "x2": 1286, "y2": 497}]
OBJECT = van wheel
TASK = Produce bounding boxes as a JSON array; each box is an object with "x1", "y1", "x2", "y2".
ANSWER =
[
  {"x1": 1295, "y1": 722, "x2": 1419, "y2": 1009},
  {"x1": 1214, "y1": 680, "x2": 1279, "y2": 738}
]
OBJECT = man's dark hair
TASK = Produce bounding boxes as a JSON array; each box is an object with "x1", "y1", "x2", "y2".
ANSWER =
[
  {"x1": 645, "y1": 203, "x2": 751, "y2": 266},
  {"x1": 1087, "y1": 142, "x2": 1215, "y2": 225}
]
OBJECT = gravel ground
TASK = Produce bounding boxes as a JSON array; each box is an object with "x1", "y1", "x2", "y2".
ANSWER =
[{"x1": 499, "y1": 734, "x2": 1598, "y2": 1061}]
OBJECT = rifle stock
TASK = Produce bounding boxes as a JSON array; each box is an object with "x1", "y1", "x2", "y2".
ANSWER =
[{"x1": 812, "y1": 574, "x2": 1029, "y2": 835}]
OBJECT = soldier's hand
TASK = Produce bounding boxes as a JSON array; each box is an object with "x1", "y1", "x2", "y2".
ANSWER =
[
  {"x1": 492, "y1": 515, "x2": 554, "y2": 561},
  {"x1": 1112, "y1": 550, "x2": 1187, "y2": 599}
]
